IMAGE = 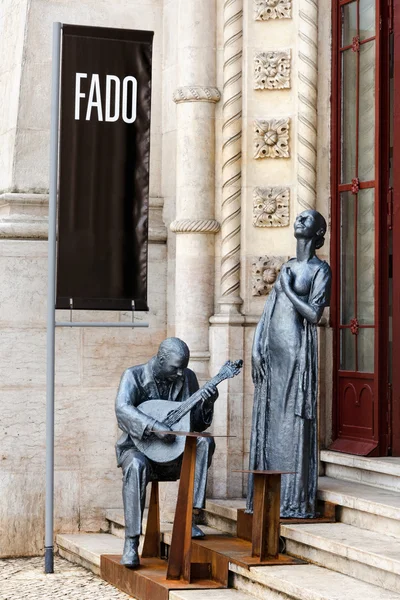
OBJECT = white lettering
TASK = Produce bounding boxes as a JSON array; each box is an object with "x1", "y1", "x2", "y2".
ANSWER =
[
  {"x1": 74, "y1": 73, "x2": 138, "y2": 123},
  {"x1": 122, "y1": 76, "x2": 137, "y2": 124},
  {"x1": 105, "y1": 75, "x2": 120, "y2": 122},
  {"x1": 85, "y1": 74, "x2": 103, "y2": 121},
  {"x1": 74, "y1": 73, "x2": 87, "y2": 120}
]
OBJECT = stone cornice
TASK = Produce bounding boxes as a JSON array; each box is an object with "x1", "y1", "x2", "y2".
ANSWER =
[
  {"x1": 170, "y1": 218, "x2": 221, "y2": 234},
  {"x1": 173, "y1": 86, "x2": 221, "y2": 104},
  {"x1": 0, "y1": 193, "x2": 167, "y2": 242},
  {"x1": 0, "y1": 215, "x2": 48, "y2": 239}
]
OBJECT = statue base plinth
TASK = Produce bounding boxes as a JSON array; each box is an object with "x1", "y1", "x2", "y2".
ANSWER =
[
  {"x1": 100, "y1": 555, "x2": 224, "y2": 600},
  {"x1": 190, "y1": 535, "x2": 305, "y2": 570}
]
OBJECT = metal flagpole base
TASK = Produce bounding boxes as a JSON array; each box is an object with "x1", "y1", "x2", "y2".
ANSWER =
[{"x1": 45, "y1": 546, "x2": 54, "y2": 573}]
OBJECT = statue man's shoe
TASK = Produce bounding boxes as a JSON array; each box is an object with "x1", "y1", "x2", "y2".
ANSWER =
[
  {"x1": 191, "y1": 523, "x2": 205, "y2": 538},
  {"x1": 121, "y1": 536, "x2": 140, "y2": 568}
]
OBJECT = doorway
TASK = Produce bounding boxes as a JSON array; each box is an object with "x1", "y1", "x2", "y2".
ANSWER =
[{"x1": 330, "y1": 0, "x2": 392, "y2": 455}]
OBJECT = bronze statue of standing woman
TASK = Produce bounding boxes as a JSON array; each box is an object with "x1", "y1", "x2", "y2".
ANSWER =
[{"x1": 247, "y1": 210, "x2": 332, "y2": 518}]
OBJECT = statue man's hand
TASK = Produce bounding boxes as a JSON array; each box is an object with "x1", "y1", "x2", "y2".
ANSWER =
[
  {"x1": 200, "y1": 384, "x2": 218, "y2": 403},
  {"x1": 152, "y1": 420, "x2": 176, "y2": 444},
  {"x1": 252, "y1": 352, "x2": 266, "y2": 385}
]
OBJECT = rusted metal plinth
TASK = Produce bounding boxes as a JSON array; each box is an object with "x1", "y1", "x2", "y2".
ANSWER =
[
  {"x1": 234, "y1": 469, "x2": 298, "y2": 563},
  {"x1": 219, "y1": 469, "x2": 305, "y2": 566},
  {"x1": 191, "y1": 534, "x2": 305, "y2": 574},
  {"x1": 166, "y1": 433, "x2": 198, "y2": 582},
  {"x1": 100, "y1": 555, "x2": 223, "y2": 600},
  {"x1": 141, "y1": 481, "x2": 161, "y2": 558}
]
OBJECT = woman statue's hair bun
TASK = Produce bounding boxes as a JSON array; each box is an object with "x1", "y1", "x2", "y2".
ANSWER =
[
  {"x1": 315, "y1": 212, "x2": 327, "y2": 250},
  {"x1": 315, "y1": 234, "x2": 325, "y2": 250}
]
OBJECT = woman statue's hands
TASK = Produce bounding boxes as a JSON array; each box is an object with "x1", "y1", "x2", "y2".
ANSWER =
[
  {"x1": 252, "y1": 351, "x2": 266, "y2": 385},
  {"x1": 280, "y1": 265, "x2": 293, "y2": 294}
]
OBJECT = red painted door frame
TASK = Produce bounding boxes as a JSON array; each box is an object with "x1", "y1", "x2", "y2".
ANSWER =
[
  {"x1": 392, "y1": 0, "x2": 400, "y2": 455},
  {"x1": 330, "y1": 0, "x2": 391, "y2": 456}
]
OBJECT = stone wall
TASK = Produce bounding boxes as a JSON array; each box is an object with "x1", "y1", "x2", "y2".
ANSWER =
[
  {"x1": 0, "y1": 0, "x2": 30, "y2": 191},
  {"x1": 0, "y1": 241, "x2": 166, "y2": 558},
  {"x1": 0, "y1": 0, "x2": 167, "y2": 557}
]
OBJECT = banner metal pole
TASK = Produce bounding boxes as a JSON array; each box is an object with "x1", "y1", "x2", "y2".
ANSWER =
[{"x1": 45, "y1": 21, "x2": 62, "y2": 575}]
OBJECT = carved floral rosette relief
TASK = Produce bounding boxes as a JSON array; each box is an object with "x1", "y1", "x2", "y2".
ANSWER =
[
  {"x1": 253, "y1": 187, "x2": 290, "y2": 227},
  {"x1": 254, "y1": 50, "x2": 291, "y2": 90},
  {"x1": 254, "y1": 118, "x2": 290, "y2": 159},
  {"x1": 254, "y1": 0, "x2": 292, "y2": 20},
  {"x1": 252, "y1": 256, "x2": 289, "y2": 296}
]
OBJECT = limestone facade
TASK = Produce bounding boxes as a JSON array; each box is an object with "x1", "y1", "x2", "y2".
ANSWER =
[{"x1": 0, "y1": 0, "x2": 333, "y2": 556}]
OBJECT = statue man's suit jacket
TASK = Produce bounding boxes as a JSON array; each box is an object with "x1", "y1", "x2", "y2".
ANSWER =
[{"x1": 115, "y1": 356, "x2": 215, "y2": 466}]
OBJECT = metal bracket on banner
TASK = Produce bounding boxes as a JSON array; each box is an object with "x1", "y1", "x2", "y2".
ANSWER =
[
  {"x1": 54, "y1": 293, "x2": 147, "y2": 328},
  {"x1": 55, "y1": 299, "x2": 148, "y2": 328}
]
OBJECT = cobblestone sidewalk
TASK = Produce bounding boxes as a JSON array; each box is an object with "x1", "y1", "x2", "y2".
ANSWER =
[{"x1": 0, "y1": 556, "x2": 131, "y2": 600}]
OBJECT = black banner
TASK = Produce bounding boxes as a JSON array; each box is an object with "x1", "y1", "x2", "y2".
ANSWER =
[{"x1": 56, "y1": 25, "x2": 153, "y2": 311}]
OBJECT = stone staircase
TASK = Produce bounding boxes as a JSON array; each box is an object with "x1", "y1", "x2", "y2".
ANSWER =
[{"x1": 57, "y1": 451, "x2": 400, "y2": 600}]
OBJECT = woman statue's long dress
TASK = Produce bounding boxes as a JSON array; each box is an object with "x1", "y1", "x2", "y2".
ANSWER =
[{"x1": 246, "y1": 210, "x2": 332, "y2": 518}]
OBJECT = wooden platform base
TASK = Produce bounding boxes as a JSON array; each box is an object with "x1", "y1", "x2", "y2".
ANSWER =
[{"x1": 100, "y1": 555, "x2": 225, "y2": 600}]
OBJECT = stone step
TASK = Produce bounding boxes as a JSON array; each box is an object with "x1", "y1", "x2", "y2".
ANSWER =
[
  {"x1": 203, "y1": 478, "x2": 400, "y2": 538},
  {"x1": 202, "y1": 495, "x2": 336, "y2": 536},
  {"x1": 201, "y1": 499, "x2": 244, "y2": 534},
  {"x1": 57, "y1": 533, "x2": 124, "y2": 575},
  {"x1": 58, "y1": 532, "x2": 400, "y2": 600},
  {"x1": 321, "y1": 450, "x2": 400, "y2": 491},
  {"x1": 105, "y1": 508, "x2": 223, "y2": 544},
  {"x1": 281, "y1": 521, "x2": 400, "y2": 594},
  {"x1": 201, "y1": 494, "x2": 400, "y2": 593},
  {"x1": 170, "y1": 591, "x2": 255, "y2": 600},
  {"x1": 319, "y1": 476, "x2": 400, "y2": 537},
  {"x1": 231, "y1": 562, "x2": 400, "y2": 600},
  {"x1": 106, "y1": 508, "x2": 161, "y2": 539}
]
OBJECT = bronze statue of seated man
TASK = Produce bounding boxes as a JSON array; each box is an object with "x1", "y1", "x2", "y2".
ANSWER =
[{"x1": 115, "y1": 337, "x2": 217, "y2": 568}]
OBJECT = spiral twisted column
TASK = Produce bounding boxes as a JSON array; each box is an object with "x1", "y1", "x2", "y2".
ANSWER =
[
  {"x1": 297, "y1": 0, "x2": 318, "y2": 211},
  {"x1": 207, "y1": 0, "x2": 245, "y2": 501},
  {"x1": 220, "y1": 0, "x2": 243, "y2": 310}
]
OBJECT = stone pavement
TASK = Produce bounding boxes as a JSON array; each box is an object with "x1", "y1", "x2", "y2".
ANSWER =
[{"x1": 0, "y1": 556, "x2": 131, "y2": 600}]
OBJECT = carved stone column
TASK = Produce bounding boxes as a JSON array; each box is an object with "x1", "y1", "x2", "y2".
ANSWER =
[
  {"x1": 220, "y1": 0, "x2": 243, "y2": 313},
  {"x1": 171, "y1": 0, "x2": 220, "y2": 381},
  {"x1": 297, "y1": 0, "x2": 318, "y2": 211}
]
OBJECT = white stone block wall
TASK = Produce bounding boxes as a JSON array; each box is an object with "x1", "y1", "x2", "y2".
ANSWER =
[
  {"x1": 0, "y1": 0, "x2": 30, "y2": 191},
  {"x1": 0, "y1": 240, "x2": 167, "y2": 557}
]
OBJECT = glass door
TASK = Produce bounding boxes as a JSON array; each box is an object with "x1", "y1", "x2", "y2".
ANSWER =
[{"x1": 331, "y1": 0, "x2": 390, "y2": 455}]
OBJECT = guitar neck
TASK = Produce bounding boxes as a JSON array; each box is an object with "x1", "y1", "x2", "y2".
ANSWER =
[{"x1": 164, "y1": 372, "x2": 226, "y2": 428}]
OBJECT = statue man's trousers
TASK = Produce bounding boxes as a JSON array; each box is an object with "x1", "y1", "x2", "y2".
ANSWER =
[{"x1": 120, "y1": 436, "x2": 215, "y2": 538}]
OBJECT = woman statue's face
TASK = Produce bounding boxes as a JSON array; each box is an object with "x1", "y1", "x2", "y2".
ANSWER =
[{"x1": 294, "y1": 210, "x2": 323, "y2": 240}]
